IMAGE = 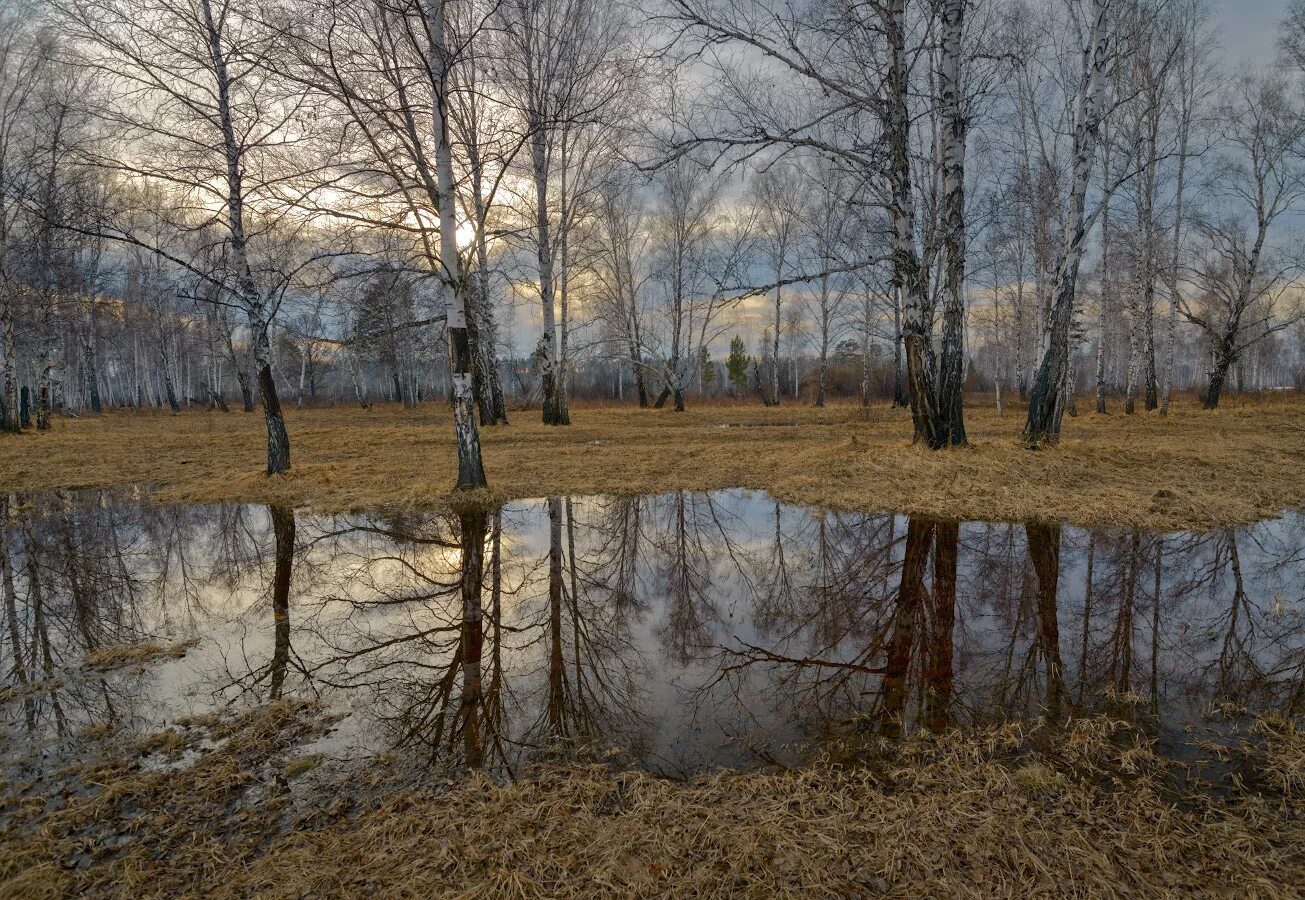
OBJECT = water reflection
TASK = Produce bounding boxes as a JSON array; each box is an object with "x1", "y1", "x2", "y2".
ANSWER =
[{"x1": 2, "y1": 489, "x2": 1302, "y2": 775}]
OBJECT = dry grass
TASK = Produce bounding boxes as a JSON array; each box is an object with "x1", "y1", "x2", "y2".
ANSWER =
[
  {"x1": 0, "y1": 701, "x2": 329, "y2": 899},
  {"x1": 1, "y1": 709, "x2": 1300, "y2": 898},
  {"x1": 0, "y1": 393, "x2": 1303, "y2": 527},
  {"x1": 83, "y1": 639, "x2": 201, "y2": 672}
]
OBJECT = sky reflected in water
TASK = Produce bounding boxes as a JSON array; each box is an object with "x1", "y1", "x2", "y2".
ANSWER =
[{"x1": 2, "y1": 489, "x2": 1302, "y2": 776}]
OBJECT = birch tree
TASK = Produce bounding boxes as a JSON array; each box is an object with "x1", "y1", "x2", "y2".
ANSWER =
[
  {"x1": 800, "y1": 157, "x2": 856, "y2": 407},
  {"x1": 754, "y1": 161, "x2": 803, "y2": 408},
  {"x1": 55, "y1": 0, "x2": 303, "y2": 472},
  {"x1": 1023, "y1": 0, "x2": 1114, "y2": 446},
  {"x1": 0, "y1": 6, "x2": 44, "y2": 433},
  {"x1": 936, "y1": 0, "x2": 970, "y2": 444},
  {"x1": 497, "y1": 0, "x2": 629, "y2": 425},
  {"x1": 1181, "y1": 75, "x2": 1305, "y2": 409},
  {"x1": 663, "y1": 0, "x2": 967, "y2": 446},
  {"x1": 424, "y1": 0, "x2": 487, "y2": 488},
  {"x1": 1159, "y1": 0, "x2": 1210, "y2": 415}
]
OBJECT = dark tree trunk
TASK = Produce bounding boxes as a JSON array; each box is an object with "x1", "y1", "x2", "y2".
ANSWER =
[
  {"x1": 37, "y1": 381, "x2": 52, "y2": 430},
  {"x1": 1144, "y1": 329, "x2": 1158, "y2": 411},
  {"x1": 927, "y1": 520, "x2": 958, "y2": 732},
  {"x1": 209, "y1": 386, "x2": 231, "y2": 413},
  {"x1": 236, "y1": 368, "x2": 255, "y2": 412},
  {"x1": 1204, "y1": 349, "x2": 1231, "y2": 409},
  {"x1": 469, "y1": 332, "x2": 489, "y2": 423},
  {"x1": 546, "y1": 497, "x2": 566, "y2": 737},
  {"x1": 457, "y1": 506, "x2": 488, "y2": 767},
  {"x1": 937, "y1": 0, "x2": 968, "y2": 446},
  {"x1": 18, "y1": 387, "x2": 30, "y2": 428},
  {"x1": 86, "y1": 348, "x2": 103, "y2": 414},
  {"x1": 882, "y1": 515, "x2": 935, "y2": 734},
  {"x1": 752, "y1": 362, "x2": 773, "y2": 407},
  {"x1": 267, "y1": 504, "x2": 295, "y2": 700},
  {"x1": 471, "y1": 252, "x2": 508, "y2": 428},
  {"x1": 162, "y1": 368, "x2": 181, "y2": 413},
  {"x1": 1026, "y1": 521, "x2": 1067, "y2": 720},
  {"x1": 447, "y1": 315, "x2": 487, "y2": 489},
  {"x1": 258, "y1": 363, "x2": 290, "y2": 475}
]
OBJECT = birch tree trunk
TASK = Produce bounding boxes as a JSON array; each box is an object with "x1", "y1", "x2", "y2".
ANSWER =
[
  {"x1": 816, "y1": 271, "x2": 830, "y2": 407},
  {"x1": 1, "y1": 303, "x2": 18, "y2": 433},
  {"x1": 156, "y1": 312, "x2": 181, "y2": 413},
  {"x1": 465, "y1": 137, "x2": 509, "y2": 426},
  {"x1": 531, "y1": 128, "x2": 566, "y2": 425},
  {"x1": 346, "y1": 346, "x2": 368, "y2": 408},
  {"x1": 83, "y1": 310, "x2": 102, "y2": 414},
  {"x1": 557, "y1": 131, "x2": 577, "y2": 417},
  {"x1": 937, "y1": 0, "x2": 968, "y2": 446},
  {"x1": 892, "y1": 288, "x2": 906, "y2": 407},
  {"x1": 1161, "y1": 34, "x2": 1194, "y2": 416},
  {"x1": 627, "y1": 300, "x2": 648, "y2": 408},
  {"x1": 887, "y1": 0, "x2": 944, "y2": 447},
  {"x1": 1024, "y1": 0, "x2": 1112, "y2": 446},
  {"x1": 425, "y1": 0, "x2": 487, "y2": 488},
  {"x1": 1138, "y1": 85, "x2": 1162, "y2": 412},
  {"x1": 199, "y1": 0, "x2": 290, "y2": 473},
  {"x1": 860, "y1": 293, "x2": 872, "y2": 407},
  {"x1": 770, "y1": 263, "x2": 782, "y2": 407},
  {"x1": 1095, "y1": 127, "x2": 1111, "y2": 414}
]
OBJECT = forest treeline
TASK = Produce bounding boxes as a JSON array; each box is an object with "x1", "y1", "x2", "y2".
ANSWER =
[{"x1": 2, "y1": 0, "x2": 1305, "y2": 482}]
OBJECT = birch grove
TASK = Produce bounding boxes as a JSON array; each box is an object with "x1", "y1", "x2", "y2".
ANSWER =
[{"x1": 0, "y1": 0, "x2": 1300, "y2": 470}]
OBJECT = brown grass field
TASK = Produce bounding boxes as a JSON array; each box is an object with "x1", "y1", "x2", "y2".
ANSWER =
[
  {"x1": 2, "y1": 398, "x2": 1304, "y2": 896},
  {"x1": 1, "y1": 392, "x2": 1303, "y2": 528},
  {"x1": 2, "y1": 701, "x2": 1300, "y2": 898}
]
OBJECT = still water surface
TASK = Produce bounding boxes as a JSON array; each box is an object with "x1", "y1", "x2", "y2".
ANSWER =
[{"x1": 2, "y1": 489, "x2": 1302, "y2": 775}]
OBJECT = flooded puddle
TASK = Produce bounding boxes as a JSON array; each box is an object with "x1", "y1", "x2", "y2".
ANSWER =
[{"x1": 2, "y1": 489, "x2": 1302, "y2": 777}]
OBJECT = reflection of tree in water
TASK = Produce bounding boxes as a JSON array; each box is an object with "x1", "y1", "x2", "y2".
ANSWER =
[
  {"x1": 524, "y1": 497, "x2": 645, "y2": 761},
  {"x1": 714, "y1": 509, "x2": 1305, "y2": 739},
  {"x1": 288, "y1": 497, "x2": 647, "y2": 772},
  {"x1": 225, "y1": 505, "x2": 297, "y2": 703},
  {"x1": 286, "y1": 506, "x2": 500, "y2": 767},
  {"x1": 1, "y1": 491, "x2": 189, "y2": 738},
  {"x1": 2, "y1": 489, "x2": 1302, "y2": 773},
  {"x1": 714, "y1": 512, "x2": 959, "y2": 739},
  {"x1": 651, "y1": 493, "x2": 721, "y2": 664}
]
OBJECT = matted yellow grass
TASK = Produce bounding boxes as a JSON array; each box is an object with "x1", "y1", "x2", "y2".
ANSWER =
[
  {"x1": 1, "y1": 393, "x2": 1302, "y2": 528},
  {"x1": 1, "y1": 707, "x2": 1300, "y2": 898}
]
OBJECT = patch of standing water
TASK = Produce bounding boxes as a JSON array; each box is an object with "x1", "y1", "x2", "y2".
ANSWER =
[{"x1": 1, "y1": 488, "x2": 1301, "y2": 778}]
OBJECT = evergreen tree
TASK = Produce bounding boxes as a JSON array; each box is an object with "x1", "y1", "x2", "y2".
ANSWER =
[{"x1": 726, "y1": 335, "x2": 749, "y2": 395}]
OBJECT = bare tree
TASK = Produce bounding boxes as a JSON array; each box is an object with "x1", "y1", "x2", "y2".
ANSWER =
[
  {"x1": 54, "y1": 0, "x2": 308, "y2": 472},
  {"x1": 1023, "y1": 0, "x2": 1115, "y2": 446},
  {"x1": 0, "y1": 6, "x2": 45, "y2": 433},
  {"x1": 497, "y1": 0, "x2": 629, "y2": 425},
  {"x1": 1179, "y1": 75, "x2": 1305, "y2": 409}
]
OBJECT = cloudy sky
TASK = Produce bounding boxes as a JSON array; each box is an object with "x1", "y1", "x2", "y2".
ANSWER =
[{"x1": 1217, "y1": 0, "x2": 1292, "y2": 64}]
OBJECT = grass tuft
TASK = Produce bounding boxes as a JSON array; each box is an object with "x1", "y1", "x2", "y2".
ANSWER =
[{"x1": 84, "y1": 638, "x2": 201, "y2": 672}]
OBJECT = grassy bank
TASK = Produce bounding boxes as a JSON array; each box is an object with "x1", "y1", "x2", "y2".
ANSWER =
[
  {"x1": 2, "y1": 700, "x2": 1300, "y2": 898},
  {"x1": 0, "y1": 394, "x2": 1303, "y2": 528}
]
